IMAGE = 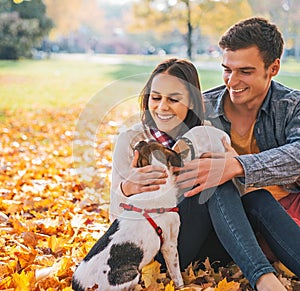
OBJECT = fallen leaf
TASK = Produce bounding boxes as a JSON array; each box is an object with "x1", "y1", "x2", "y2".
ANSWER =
[{"x1": 215, "y1": 278, "x2": 240, "y2": 291}]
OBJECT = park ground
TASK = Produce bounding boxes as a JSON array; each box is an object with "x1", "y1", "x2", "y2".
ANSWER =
[{"x1": 0, "y1": 54, "x2": 299, "y2": 290}]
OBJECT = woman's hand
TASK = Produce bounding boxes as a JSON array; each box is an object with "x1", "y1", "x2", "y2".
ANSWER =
[
  {"x1": 121, "y1": 150, "x2": 168, "y2": 196},
  {"x1": 174, "y1": 137, "x2": 244, "y2": 197}
]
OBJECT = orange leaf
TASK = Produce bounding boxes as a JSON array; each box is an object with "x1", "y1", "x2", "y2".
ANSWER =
[
  {"x1": 15, "y1": 250, "x2": 37, "y2": 269},
  {"x1": 215, "y1": 278, "x2": 240, "y2": 291},
  {"x1": 10, "y1": 219, "x2": 28, "y2": 233}
]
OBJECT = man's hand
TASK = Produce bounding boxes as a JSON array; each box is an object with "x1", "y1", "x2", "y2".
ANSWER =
[
  {"x1": 121, "y1": 150, "x2": 167, "y2": 196},
  {"x1": 174, "y1": 137, "x2": 244, "y2": 197}
]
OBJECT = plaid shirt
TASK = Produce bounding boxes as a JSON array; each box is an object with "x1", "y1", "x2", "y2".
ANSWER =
[{"x1": 150, "y1": 128, "x2": 175, "y2": 148}]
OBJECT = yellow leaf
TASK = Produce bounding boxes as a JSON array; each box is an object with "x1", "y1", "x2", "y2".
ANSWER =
[
  {"x1": 47, "y1": 235, "x2": 67, "y2": 253},
  {"x1": 0, "y1": 276, "x2": 13, "y2": 289},
  {"x1": 12, "y1": 270, "x2": 35, "y2": 291},
  {"x1": 164, "y1": 281, "x2": 175, "y2": 291},
  {"x1": 215, "y1": 278, "x2": 240, "y2": 291},
  {"x1": 140, "y1": 260, "x2": 165, "y2": 289},
  {"x1": 274, "y1": 262, "x2": 295, "y2": 277},
  {"x1": 141, "y1": 261, "x2": 161, "y2": 287},
  {"x1": 0, "y1": 264, "x2": 10, "y2": 277},
  {"x1": 55, "y1": 257, "x2": 74, "y2": 278}
]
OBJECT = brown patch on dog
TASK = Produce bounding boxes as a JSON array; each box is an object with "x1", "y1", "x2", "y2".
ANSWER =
[{"x1": 134, "y1": 140, "x2": 182, "y2": 169}]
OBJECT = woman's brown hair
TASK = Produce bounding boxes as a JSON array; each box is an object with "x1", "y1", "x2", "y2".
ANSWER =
[{"x1": 139, "y1": 58, "x2": 204, "y2": 134}]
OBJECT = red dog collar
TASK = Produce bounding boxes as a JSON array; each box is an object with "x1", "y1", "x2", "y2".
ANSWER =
[{"x1": 120, "y1": 203, "x2": 179, "y2": 245}]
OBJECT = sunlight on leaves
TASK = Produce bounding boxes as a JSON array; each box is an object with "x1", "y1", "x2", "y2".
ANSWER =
[{"x1": 0, "y1": 108, "x2": 297, "y2": 290}]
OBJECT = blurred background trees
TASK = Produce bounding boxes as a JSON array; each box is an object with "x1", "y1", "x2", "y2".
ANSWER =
[
  {"x1": 0, "y1": 0, "x2": 299, "y2": 60},
  {"x1": 0, "y1": 0, "x2": 53, "y2": 59}
]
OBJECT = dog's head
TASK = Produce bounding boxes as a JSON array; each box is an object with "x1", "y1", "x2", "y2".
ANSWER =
[{"x1": 134, "y1": 140, "x2": 183, "y2": 171}]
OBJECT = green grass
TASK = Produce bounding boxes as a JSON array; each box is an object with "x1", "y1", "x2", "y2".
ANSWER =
[
  {"x1": 0, "y1": 58, "x2": 151, "y2": 109},
  {"x1": 0, "y1": 55, "x2": 299, "y2": 110}
]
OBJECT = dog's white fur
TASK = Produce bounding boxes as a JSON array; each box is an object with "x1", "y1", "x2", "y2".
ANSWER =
[
  {"x1": 173, "y1": 125, "x2": 230, "y2": 160},
  {"x1": 72, "y1": 143, "x2": 184, "y2": 291}
]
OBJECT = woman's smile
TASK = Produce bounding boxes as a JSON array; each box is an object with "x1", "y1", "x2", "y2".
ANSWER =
[
  {"x1": 148, "y1": 73, "x2": 190, "y2": 134},
  {"x1": 156, "y1": 113, "x2": 175, "y2": 121}
]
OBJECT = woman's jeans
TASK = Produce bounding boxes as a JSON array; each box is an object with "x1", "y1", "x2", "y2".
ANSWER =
[{"x1": 176, "y1": 181, "x2": 300, "y2": 288}]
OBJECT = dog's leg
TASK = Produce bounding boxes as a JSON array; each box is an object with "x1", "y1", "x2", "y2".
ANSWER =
[{"x1": 160, "y1": 217, "x2": 184, "y2": 289}]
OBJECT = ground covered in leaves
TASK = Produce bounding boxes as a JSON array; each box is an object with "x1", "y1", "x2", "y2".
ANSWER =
[{"x1": 0, "y1": 108, "x2": 299, "y2": 291}]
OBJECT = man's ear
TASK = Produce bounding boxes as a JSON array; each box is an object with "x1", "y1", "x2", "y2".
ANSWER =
[
  {"x1": 270, "y1": 59, "x2": 280, "y2": 77},
  {"x1": 172, "y1": 139, "x2": 190, "y2": 159}
]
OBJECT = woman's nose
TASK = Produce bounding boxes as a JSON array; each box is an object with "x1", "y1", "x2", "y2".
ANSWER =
[{"x1": 158, "y1": 98, "x2": 169, "y2": 110}]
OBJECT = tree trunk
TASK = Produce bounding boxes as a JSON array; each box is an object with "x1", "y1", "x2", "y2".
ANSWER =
[{"x1": 186, "y1": 0, "x2": 193, "y2": 60}]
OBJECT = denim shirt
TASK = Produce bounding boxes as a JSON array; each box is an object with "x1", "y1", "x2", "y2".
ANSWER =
[{"x1": 203, "y1": 80, "x2": 300, "y2": 191}]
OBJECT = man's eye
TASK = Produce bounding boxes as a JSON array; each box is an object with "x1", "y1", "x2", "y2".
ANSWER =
[{"x1": 241, "y1": 71, "x2": 252, "y2": 75}]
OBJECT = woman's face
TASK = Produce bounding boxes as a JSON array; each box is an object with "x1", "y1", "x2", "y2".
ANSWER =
[{"x1": 148, "y1": 73, "x2": 190, "y2": 135}]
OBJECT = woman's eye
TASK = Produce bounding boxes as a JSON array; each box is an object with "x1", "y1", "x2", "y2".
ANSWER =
[
  {"x1": 150, "y1": 94, "x2": 161, "y2": 100},
  {"x1": 169, "y1": 98, "x2": 179, "y2": 103}
]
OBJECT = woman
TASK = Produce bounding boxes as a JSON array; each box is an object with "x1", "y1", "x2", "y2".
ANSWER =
[{"x1": 110, "y1": 58, "x2": 300, "y2": 291}]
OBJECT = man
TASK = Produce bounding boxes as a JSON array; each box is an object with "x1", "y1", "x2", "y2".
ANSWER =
[
  {"x1": 179, "y1": 17, "x2": 299, "y2": 199},
  {"x1": 203, "y1": 17, "x2": 300, "y2": 224},
  {"x1": 176, "y1": 17, "x2": 300, "y2": 290}
]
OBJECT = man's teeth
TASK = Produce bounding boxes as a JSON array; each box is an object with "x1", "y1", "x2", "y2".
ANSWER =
[{"x1": 232, "y1": 88, "x2": 245, "y2": 92}]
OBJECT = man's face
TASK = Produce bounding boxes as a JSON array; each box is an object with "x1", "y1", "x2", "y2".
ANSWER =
[{"x1": 222, "y1": 46, "x2": 279, "y2": 109}]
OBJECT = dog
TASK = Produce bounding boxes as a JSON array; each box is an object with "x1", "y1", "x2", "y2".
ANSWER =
[
  {"x1": 72, "y1": 140, "x2": 184, "y2": 291},
  {"x1": 172, "y1": 125, "x2": 231, "y2": 203}
]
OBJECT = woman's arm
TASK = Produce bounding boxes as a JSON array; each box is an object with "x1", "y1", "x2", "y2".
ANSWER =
[{"x1": 109, "y1": 129, "x2": 167, "y2": 221}]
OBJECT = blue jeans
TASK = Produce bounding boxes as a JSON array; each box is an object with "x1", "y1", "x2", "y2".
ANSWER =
[{"x1": 176, "y1": 181, "x2": 300, "y2": 288}]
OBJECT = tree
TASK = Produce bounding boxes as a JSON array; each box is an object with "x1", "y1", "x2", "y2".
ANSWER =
[
  {"x1": 0, "y1": 0, "x2": 53, "y2": 59},
  {"x1": 44, "y1": 0, "x2": 104, "y2": 39},
  {"x1": 247, "y1": 0, "x2": 300, "y2": 58},
  {"x1": 129, "y1": 0, "x2": 203, "y2": 59},
  {"x1": 129, "y1": 0, "x2": 253, "y2": 59}
]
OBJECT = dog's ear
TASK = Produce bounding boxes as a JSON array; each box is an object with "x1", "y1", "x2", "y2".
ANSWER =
[
  {"x1": 172, "y1": 139, "x2": 190, "y2": 160},
  {"x1": 135, "y1": 141, "x2": 154, "y2": 168},
  {"x1": 167, "y1": 150, "x2": 183, "y2": 168},
  {"x1": 134, "y1": 140, "x2": 148, "y2": 152}
]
